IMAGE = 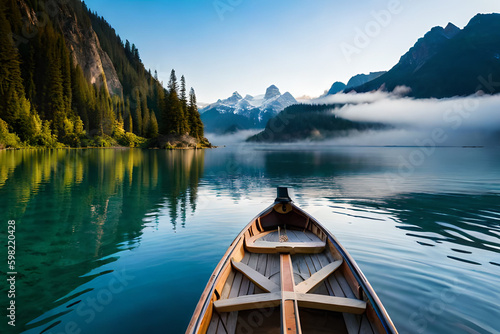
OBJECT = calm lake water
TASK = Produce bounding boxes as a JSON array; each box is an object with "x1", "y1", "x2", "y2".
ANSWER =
[{"x1": 1, "y1": 145, "x2": 499, "y2": 334}]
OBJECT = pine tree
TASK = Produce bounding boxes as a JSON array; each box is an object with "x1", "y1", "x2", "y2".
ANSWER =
[
  {"x1": 0, "y1": 2, "x2": 26, "y2": 126},
  {"x1": 45, "y1": 28, "x2": 66, "y2": 136},
  {"x1": 134, "y1": 89, "x2": 142, "y2": 136},
  {"x1": 147, "y1": 111, "x2": 159, "y2": 138},
  {"x1": 179, "y1": 75, "x2": 188, "y2": 134},
  {"x1": 123, "y1": 97, "x2": 133, "y2": 133},
  {"x1": 141, "y1": 93, "x2": 150, "y2": 135},
  {"x1": 188, "y1": 88, "x2": 204, "y2": 140},
  {"x1": 163, "y1": 69, "x2": 182, "y2": 135}
]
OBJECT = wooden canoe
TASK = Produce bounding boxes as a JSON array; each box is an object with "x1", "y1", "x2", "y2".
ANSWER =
[{"x1": 187, "y1": 187, "x2": 398, "y2": 334}]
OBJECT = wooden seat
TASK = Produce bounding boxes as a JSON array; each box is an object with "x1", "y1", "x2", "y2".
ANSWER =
[
  {"x1": 292, "y1": 292, "x2": 367, "y2": 315},
  {"x1": 213, "y1": 292, "x2": 282, "y2": 312},
  {"x1": 245, "y1": 230, "x2": 326, "y2": 254},
  {"x1": 214, "y1": 292, "x2": 366, "y2": 315}
]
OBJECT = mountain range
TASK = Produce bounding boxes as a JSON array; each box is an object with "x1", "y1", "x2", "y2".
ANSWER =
[
  {"x1": 251, "y1": 13, "x2": 500, "y2": 143},
  {"x1": 327, "y1": 71, "x2": 387, "y2": 95},
  {"x1": 351, "y1": 14, "x2": 500, "y2": 97},
  {"x1": 200, "y1": 85, "x2": 297, "y2": 133}
]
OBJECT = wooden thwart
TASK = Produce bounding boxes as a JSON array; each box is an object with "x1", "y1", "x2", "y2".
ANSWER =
[
  {"x1": 295, "y1": 260, "x2": 343, "y2": 294},
  {"x1": 288, "y1": 292, "x2": 367, "y2": 315},
  {"x1": 246, "y1": 240, "x2": 326, "y2": 254},
  {"x1": 213, "y1": 291, "x2": 366, "y2": 315},
  {"x1": 213, "y1": 292, "x2": 282, "y2": 312},
  {"x1": 231, "y1": 259, "x2": 280, "y2": 293}
]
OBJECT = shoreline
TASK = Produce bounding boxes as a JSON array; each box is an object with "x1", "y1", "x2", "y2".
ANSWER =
[{"x1": 0, "y1": 145, "x2": 218, "y2": 151}]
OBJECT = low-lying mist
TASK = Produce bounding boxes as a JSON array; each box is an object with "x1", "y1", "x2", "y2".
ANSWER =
[
  {"x1": 206, "y1": 91, "x2": 500, "y2": 147},
  {"x1": 314, "y1": 90, "x2": 500, "y2": 146},
  {"x1": 205, "y1": 130, "x2": 261, "y2": 146}
]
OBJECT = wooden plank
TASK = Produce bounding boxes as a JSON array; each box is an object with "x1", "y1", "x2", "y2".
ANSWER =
[
  {"x1": 335, "y1": 272, "x2": 357, "y2": 299},
  {"x1": 293, "y1": 230, "x2": 312, "y2": 243},
  {"x1": 247, "y1": 241, "x2": 326, "y2": 254},
  {"x1": 303, "y1": 217, "x2": 310, "y2": 232},
  {"x1": 296, "y1": 255, "x2": 311, "y2": 280},
  {"x1": 268, "y1": 230, "x2": 279, "y2": 242},
  {"x1": 253, "y1": 253, "x2": 268, "y2": 295},
  {"x1": 291, "y1": 254, "x2": 303, "y2": 284},
  {"x1": 214, "y1": 293, "x2": 282, "y2": 312},
  {"x1": 304, "y1": 231, "x2": 318, "y2": 242},
  {"x1": 246, "y1": 230, "x2": 274, "y2": 244},
  {"x1": 255, "y1": 253, "x2": 268, "y2": 275},
  {"x1": 217, "y1": 271, "x2": 244, "y2": 334},
  {"x1": 295, "y1": 260, "x2": 343, "y2": 294},
  {"x1": 316, "y1": 254, "x2": 361, "y2": 334},
  {"x1": 307, "y1": 254, "x2": 330, "y2": 296},
  {"x1": 286, "y1": 230, "x2": 301, "y2": 242},
  {"x1": 246, "y1": 253, "x2": 259, "y2": 295},
  {"x1": 218, "y1": 258, "x2": 247, "y2": 334},
  {"x1": 206, "y1": 311, "x2": 220, "y2": 334},
  {"x1": 366, "y1": 302, "x2": 387, "y2": 334},
  {"x1": 237, "y1": 253, "x2": 252, "y2": 298},
  {"x1": 221, "y1": 271, "x2": 236, "y2": 299},
  {"x1": 231, "y1": 259, "x2": 279, "y2": 293},
  {"x1": 283, "y1": 300, "x2": 299, "y2": 334},
  {"x1": 266, "y1": 254, "x2": 281, "y2": 285},
  {"x1": 303, "y1": 254, "x2": 318, "y2": 276},
  {"x1": 281, "y1": 254, "x2": 299, "y2": 334},
  {"x1": 293, "y1": 293, "x2": 366, "y2": 315},
  {"x1": 341, "y1": 262, "x2": 362, "y2": 300},
  {"x1": 305, "y1": 254, "x2": 324, "y2": 276},
  {"x1": 212, "y1": 266, "x2": 236, "y2": 334},
  {"x1": 359, "y1": 314, "x2": 375, "y2": 334}
]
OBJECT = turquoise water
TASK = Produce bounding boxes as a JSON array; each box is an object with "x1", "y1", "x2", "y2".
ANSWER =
[{"x1": 0, "y1": 146, "x2": 499, "y2": 333}]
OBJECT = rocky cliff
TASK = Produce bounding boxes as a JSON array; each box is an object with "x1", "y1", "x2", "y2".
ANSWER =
[{"x1": 16, "y1": 0, "x2": 123, "y2": 96}]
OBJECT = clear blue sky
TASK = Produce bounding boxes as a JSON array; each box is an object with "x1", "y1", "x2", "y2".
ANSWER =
[{"x1": 84, "y1": 0, "x2": 499, "y2": 103}]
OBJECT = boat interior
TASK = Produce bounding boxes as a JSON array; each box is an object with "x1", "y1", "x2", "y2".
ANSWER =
[{"x1": 203, "y1": 202, "x2": 386, "y2": 334}]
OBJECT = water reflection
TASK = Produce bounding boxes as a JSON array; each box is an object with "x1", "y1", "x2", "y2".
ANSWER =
[
  {"x1": 1, "y1": 146, "x2": 499, "y2": 334},
  {"x1": 0, "y1": 149, "x2": 205, "y2": 332},
  {"x1": 374, "y1": 194, "x2": 500, "y2": 261}
]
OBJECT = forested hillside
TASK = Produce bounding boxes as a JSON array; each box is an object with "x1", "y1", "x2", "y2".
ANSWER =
[
  {"x1": 0, "y1": 0, "x2": 207, "y2": 148},
  {"x1": 247, "y1": 104, "x2": 388, "y2": 142}
]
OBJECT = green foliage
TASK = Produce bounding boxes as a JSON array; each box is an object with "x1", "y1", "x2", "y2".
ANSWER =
[
  {"x1": 116, "y1": 131, "x2": 148, "y2": 148},
  {"x1": 146, "y1": 112, "x2": 159, "y2": 138},
  {"x1": 0, "y1": 0, "x2": 207, "y2": 148},
  {"x1": 0, "y1": 118, "x2": 22, "y2": 148},
  {"x1": 187, "y1": 88, "x2": 204, "y2": 140}
]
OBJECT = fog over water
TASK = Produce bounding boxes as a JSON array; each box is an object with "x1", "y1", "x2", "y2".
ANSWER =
[{"x1": 207, "y1": 91, "x2": 500, "y2": 147}]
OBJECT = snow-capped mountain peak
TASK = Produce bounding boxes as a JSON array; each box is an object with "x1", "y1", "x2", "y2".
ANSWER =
[
  {"x1": 264, "y1": 85, "x2": 281, "y2": 100},
  {"x1": 202, "y1": 85, "x2": 297, "y2": 115},
  {"x1": 200, "y1": 85, "x2": 299, "y2": 133}
]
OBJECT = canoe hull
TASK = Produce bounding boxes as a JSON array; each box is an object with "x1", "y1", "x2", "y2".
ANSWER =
[{"x1": 187, "y1": 201, "x2": 398, "y2": 334}]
